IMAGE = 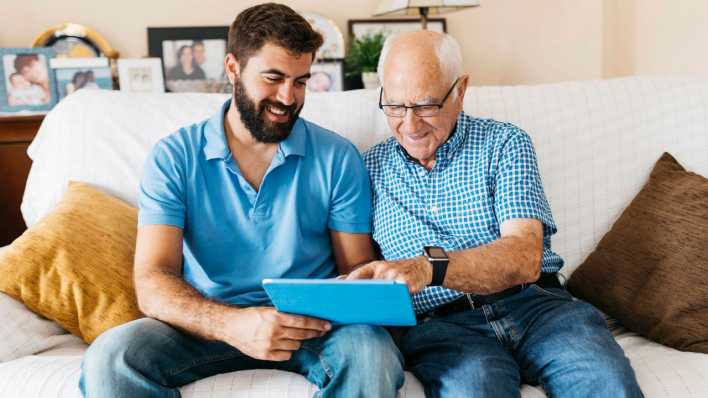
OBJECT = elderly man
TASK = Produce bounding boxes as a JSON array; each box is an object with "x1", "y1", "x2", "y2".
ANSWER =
[{"x1": 351, "y1": 31, "x2": 643, "y2": 397}]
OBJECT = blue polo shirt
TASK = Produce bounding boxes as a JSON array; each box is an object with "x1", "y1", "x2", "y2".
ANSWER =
[{"x1": 138, "y1": 100, "x2": 372, "y2": 306}]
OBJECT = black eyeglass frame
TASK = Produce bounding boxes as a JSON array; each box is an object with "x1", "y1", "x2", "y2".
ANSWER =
[{"x1": 378, "y1": 77, "x2": 460, "y2": 117}]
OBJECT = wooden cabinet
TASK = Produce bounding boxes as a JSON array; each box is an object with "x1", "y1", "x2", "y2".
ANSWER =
[{"x1": 0, "y1": 115, "x2": 44, "y2": 246}]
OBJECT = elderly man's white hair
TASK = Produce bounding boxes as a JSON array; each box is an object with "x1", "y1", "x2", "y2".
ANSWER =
[{"x1": 377, "y1": 32, "x2": 463, "y2": 87}]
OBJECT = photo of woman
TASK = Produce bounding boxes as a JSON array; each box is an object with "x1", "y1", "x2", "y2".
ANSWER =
[
  {"x1": 3, "y1": 53, "x2": 51, "y2": 106},
  {"x1": 0, "y1": 48, "x2": 57, "y2": 113},
  {"x1": 167, "y1": 44, "x2": 206, "y2": 81}
]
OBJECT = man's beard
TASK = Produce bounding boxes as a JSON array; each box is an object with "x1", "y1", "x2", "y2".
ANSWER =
[{"x1": 233, "y1": 79, "x2": 301, "y2": 143}]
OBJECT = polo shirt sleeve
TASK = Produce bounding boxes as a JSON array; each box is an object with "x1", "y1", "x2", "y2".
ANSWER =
[
  {"x1": 138, "y1": 139, "x2": 186, "y2": 228},
  {"x1": 328, "y1": 144, "x2": 372, "y2": 234},
  {"x1": 493, "y1": 128, "x2": 557, "y2": 237}
]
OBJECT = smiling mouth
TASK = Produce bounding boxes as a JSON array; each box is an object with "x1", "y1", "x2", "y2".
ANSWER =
[
  {"x1": 264, "y1": 104, "x2": 292, "y2": 122},
  {"x1": 267, "y1": 105, "x2": 288, "y2": 116},
  {"x1": 406, "y1": 132, "x2": 428, "y2": 141}
]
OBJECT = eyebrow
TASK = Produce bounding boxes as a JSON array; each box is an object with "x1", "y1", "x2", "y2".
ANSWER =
[
  {"x1": 384, "y1": 94, "x2": 435, "y2": 106},
  {"x1": 260, "y1": 69, "x2": 311, "y2": 80}
]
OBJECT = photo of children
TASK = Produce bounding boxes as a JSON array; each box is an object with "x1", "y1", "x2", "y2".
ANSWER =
[
  {"x1": 2, "y1": 53, "x2": 51, "y2": 106},
  {"x1": 117, "y1": 58, "x2": 164, "y2": 93}
]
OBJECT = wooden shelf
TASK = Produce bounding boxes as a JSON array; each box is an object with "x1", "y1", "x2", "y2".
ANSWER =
[{"x1": 0, "y1": 114, "x2": 45, "y2": 246}]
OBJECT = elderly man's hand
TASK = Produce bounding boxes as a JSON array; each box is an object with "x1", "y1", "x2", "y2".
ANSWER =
[{"x1": 345, "y1": 257, "x2": 432, "y2": 294}]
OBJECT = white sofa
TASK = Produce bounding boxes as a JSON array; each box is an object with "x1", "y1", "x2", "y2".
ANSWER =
[{"x1": 1, "y1": 76, "x2": 708, "y2": 397}]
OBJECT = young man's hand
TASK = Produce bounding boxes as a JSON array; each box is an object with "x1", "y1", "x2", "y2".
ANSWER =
[{"x1": 220, "y1": 307, "x2": 331, "y2": 361}]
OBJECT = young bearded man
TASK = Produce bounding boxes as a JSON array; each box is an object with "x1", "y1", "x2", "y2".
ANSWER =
[{"x1": 79, "y1": 4, "x2": 403, "y2": 397}]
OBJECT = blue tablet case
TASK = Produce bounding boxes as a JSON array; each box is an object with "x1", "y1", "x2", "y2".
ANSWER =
[{"x1": 262, "y1": 279, "x2": 417, "y2": 326}]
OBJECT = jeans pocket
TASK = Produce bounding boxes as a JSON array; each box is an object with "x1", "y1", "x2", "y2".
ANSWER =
[{"x1": 529, "y1": 284, "x2": 573, "y2": 300}]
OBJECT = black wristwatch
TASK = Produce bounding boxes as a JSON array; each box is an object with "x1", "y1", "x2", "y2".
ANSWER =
[{"x1": 423, "y1": 246, "x2": 449, "y2": 286}]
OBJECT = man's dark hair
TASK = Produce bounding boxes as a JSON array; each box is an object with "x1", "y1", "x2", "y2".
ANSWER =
[
  {"x1": 14, "y1": 54, "x2": 39, "y2": 73},
  {"x1": 228, "y1": 3, "x2": 323, "y2": 68}
]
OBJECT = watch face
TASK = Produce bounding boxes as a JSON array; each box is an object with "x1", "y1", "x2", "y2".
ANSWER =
[{"x1": 427, "y1": 247, "x2": 446, "y2": 258}]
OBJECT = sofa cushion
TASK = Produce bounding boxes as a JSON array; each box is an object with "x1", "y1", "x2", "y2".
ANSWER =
[
  {"x1": 568, "y1": 153, "x2": 708, "y2": 353},
  {"x1": 0, "y1": 182, "x2": 142, "y2": 343},
  {"x1": 0, "y1": 292, "x2": 78, "y2": 363}
]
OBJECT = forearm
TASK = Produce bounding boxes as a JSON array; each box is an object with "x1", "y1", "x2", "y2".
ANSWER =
[
  {"x1": 135, "y1": 270, "x2": 236, "y2": 342},
  {"x1": 444, "y1": 235, "x2": 542, "y2": 295}
]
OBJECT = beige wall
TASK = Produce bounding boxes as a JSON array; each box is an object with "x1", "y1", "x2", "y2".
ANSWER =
[
  {"x1": 604, "y1": 0, "x2": 708, "y2": 78},
  {"x1": 0, "y1": 0, "x2": 603, "y2": 86},
  {"x1": 3, "y1": 0, "x2": 706, "y2": 85}
]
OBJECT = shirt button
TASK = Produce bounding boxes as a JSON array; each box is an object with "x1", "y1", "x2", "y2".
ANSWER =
[{"x1": 430, "y1": 205, "x2": 437, "y2": 213}]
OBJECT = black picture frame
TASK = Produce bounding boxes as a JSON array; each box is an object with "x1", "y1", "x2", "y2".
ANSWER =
[{"x1": 147, "y1": 26, "x2": 229, "y2": 92}]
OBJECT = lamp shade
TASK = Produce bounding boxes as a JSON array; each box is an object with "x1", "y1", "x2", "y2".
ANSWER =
[{"x1": 374, "y1": 0, "x2": 480, "y2": 17}]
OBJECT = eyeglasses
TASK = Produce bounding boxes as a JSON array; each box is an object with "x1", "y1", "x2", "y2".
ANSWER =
[{"x1": 379, "y1": 78, "x2": 460, "y2": 118}]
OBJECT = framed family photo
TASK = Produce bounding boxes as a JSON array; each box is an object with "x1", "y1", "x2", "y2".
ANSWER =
[
  {"x1": 50, "y1": 57, "x2": 113, "y2": 101},
  {"x1": 117, "y1": 58, "x2": 165, "y2": 93},
  {"x1": 308, "y1": 60, "x2": 344, "y2": 92},
  {"x1": 347, "y1": 18, "x2": 447, "y2": 40},
  {"x1": 0, "y1": 48, "x2": 58, "y2": 113},
  {"x1": 147, "y1": 26, "x2": 230, "y2": 93}
]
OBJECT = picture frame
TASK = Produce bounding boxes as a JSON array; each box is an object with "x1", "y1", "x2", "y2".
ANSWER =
[
  {"x1": 147, "y1": 26, "x2": 230, "y2": 93},
  {"x1": 117, "y1": 58, "x2": 165, "y2": 93},
  {"x1": 347, "y1": 18, "x2": 447, "y2": 40},
  {"x1": 308, "y1": 59, "x2": 344, "y2": 92},
  {"x1": 50, "y1": 57, "x2": 113, "y2": 101},
  {"x1": 0, "y1": 48, "x2": 58, "y2": 114},
  {"x1": 300, "y1": 11, "x2": 346, "y2": 59}
]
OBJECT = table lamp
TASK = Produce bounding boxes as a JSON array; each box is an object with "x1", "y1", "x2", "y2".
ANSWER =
[{"x1": 374, "y1": 0, "x2": 480, "y2": 30}]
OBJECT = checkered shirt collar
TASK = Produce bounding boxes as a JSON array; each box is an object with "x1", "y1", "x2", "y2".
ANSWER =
[{"x1": 395, "y1": 112, "x2": 468, "y2": 169}]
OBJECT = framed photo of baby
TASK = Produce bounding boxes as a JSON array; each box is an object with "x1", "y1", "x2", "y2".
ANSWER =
[{"x1": 0, "y1": 48, "x2": 58, "y2": 113}]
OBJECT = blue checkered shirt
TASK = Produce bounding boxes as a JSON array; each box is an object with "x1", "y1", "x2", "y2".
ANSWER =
[{"x1": 363, "y1": 112, "x2": 564, "y2": 314}]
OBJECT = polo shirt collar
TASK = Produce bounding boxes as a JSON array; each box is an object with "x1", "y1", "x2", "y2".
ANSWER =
[
  {"x1": 279, "y1": 118, "x2": 307, "y2": 158},
  {"x1": 204, "y1": 99, "x2": 307, "y2": 161},
  {"x1": 204, "y1": 100, "x2": 231, "y2": 160}
]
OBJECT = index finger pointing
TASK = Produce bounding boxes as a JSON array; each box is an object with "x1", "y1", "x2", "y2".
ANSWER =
[{"x1": 347, "y1": 264, "x2": 375, "y2": 280}]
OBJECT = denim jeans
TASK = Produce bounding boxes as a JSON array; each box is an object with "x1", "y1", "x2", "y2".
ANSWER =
[
  {"x1": 79, "y1": 318, "x2": 404, "y2": 398},
  {"x1": 396, "y1": 284, "x2": 644, "y2": 398}
]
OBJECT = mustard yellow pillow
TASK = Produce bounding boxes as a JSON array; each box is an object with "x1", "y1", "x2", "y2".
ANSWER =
[{"x1": 0, "y1": 181, "x2": 143, "y2": 342}]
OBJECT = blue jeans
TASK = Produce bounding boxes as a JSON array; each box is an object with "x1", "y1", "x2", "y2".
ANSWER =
[
  {"x1": 80, "y1": 318, "x2": 404, "y2": 398},
  {"x1": 397, "y1": 284, "x2": 643, "y2": 398}
]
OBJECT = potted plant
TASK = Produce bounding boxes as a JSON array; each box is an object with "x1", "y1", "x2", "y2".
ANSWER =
[{"x1": 345, "y1": 32, "x2": 386, "y2": 89}]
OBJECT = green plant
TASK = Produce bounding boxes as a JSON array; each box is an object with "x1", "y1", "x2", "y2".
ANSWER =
[{"x1": 345, "y1": 32, "x2": 386, "y2": 77}]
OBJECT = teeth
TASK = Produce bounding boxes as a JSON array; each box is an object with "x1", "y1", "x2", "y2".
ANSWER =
[{"x1": 268, "y1": 106, "x2": 286, "y2": 115}]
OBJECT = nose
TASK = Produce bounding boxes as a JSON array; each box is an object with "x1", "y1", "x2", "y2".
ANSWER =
[
  {"x1": 277, "y1": 81, "x2": 296, "y2": 106},
  {"x1": 399, "y1": 107, "x2": 423, "y2": 135}
]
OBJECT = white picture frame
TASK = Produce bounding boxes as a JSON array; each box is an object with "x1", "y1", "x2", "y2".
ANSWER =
[
  {"x1": 117, "y1": 58, "x2": 165, "y2": 93},
  {"x1": 50, "y1": 57, "x2": 113, "y2": 101},
  {"x1": 308, "y1": 60, "x2": 344, "y2": 92}
]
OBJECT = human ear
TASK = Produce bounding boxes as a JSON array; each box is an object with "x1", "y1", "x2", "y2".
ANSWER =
[{"x1": 224, "y1": 53, "x2": 239, "y2": 84}]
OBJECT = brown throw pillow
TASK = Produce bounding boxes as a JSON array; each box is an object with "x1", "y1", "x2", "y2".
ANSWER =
[
  {"x1": 568, "y1": 153, "x2": 708, "y2": 353},
  {"x1": 0, "y1": 181, "x2": 143, "y2": 343}
]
